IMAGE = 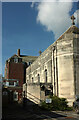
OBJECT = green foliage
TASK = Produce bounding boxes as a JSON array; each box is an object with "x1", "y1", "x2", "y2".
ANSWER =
[
  {"x1": 40, "y1": 95, "x2": 73, "y2": 111},
  {"x1": 40, "y1": 101, "x2": 53, "y2": 111}
]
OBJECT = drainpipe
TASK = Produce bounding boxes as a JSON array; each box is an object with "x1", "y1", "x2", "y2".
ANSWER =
[
  {"x1": 53, "y1": 46, "x2": 56, "y2": 96},
  {"x1": 56, "y1": 44, "x2": 58, "y2": 97}
]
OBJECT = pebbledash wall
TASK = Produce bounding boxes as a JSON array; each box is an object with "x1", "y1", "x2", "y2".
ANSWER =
[{"x1": 24, "y1": 25, "x2": 79, "y2": 106}]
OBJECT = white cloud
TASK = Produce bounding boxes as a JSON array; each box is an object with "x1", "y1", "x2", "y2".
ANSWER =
[
  {"x1": 74, "y1": 9, "x2": 79, "y2": 26},
  {"x1": 36, "y1": 1, "x2": 73, "y2": 40}
]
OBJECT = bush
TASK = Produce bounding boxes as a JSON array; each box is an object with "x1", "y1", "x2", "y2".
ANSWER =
[
  {"x1": 40, "y1": 95, "x2": 72, "y2": 111},
  {"x1": 40, "y1": 101, "x2": 53, "y2": 111}
]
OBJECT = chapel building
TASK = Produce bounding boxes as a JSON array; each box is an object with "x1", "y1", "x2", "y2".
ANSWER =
[{"x1": 23, "y1": 16, "x2": 79, "y2": 106}]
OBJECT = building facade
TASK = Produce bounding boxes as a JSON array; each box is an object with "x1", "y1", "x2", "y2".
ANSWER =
[
  {"x1": 4, "y1": 49, "x2": 38, "y2": 102},
  {"x1": 2, "y1": 78, "x2": 19, "y2": 105},
  {"x1": 24, "y1": 24, "x2": 79, "y2": 106}
]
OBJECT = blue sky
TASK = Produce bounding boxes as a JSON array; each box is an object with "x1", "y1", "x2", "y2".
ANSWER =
[{"x1": 2, "y1": 2, "x2": 79, "y2": 76}]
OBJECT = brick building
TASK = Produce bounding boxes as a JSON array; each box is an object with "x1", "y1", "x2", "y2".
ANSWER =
[
  {"x1": 2, "y1": 79, "x2": 19, "y2": 105},
  {"x1": 4, "y1": 49, "x2": 38, "y2": 102}
]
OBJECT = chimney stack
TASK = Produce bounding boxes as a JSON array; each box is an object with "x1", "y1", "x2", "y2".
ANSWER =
[{"x1": 17, "y1": 49, "x2": 20, "y2": 56}]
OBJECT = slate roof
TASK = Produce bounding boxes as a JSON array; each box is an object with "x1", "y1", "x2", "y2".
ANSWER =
[
  {"x1": 7, "y1": 54, "x2": 38, "y2": 63},
  {"x1": 20, "y1": 55, "x2": 38, "y2": 63}
]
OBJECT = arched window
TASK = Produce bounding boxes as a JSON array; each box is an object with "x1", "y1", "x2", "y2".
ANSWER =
[
  {"x1": 32, "y1": 77, "x2": 33, "y2": 83},
  {"x1": 45, "y1": 69, "x2": 47, "y2": 83},
  {"x1": 38, "y1": 74, "x2": 40, "y2": 83}
]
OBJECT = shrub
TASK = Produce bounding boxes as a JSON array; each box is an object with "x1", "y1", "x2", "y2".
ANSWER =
[
  {"x1": 40, "y1": 95, "x2": 72, "y2": 111},
  {"x1": 40, "y1": 101, "x2": 53, "y2": 111}
]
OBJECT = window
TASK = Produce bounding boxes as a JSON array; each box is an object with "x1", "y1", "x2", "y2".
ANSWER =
[
  {"x1": 27, "y1": 62, "x2": 32, "y2": 66},
  {"x1": 14, "y1": 58, "x2": 18, "y2": 63},
  {"x1": 45, "y1": 69, "x2": 47, "y2": 83},
  {"x1": 9, "y1": 81, "x2": 14, "y2": 86},
  {"x1": 14, "y1": 82, "x2": 16, "y2": 86},
  {"x1": 29, "y1": 62, "x2": 32, "y2": 65},
  {"x1": 41, "y1": 85, "x2": 45, "y2": 91},
  {"x1": 16, "y1": 81, "x2": 19, "y2": 86},
  {"x1": 6, "y1": 82, "x2": 9, "y2": 86},
  {"x1": 13, "y1": 91, "x2": 18, "y2": 101},
  {"x1": 32, "y1": 77, "x2": 33, "y2": 83},
  {"x1": 45, "y1": 90, "x2": 52, "y2": 96},
  {"x1": 38, "y1": 74, "x2": 40, "y2": 83}
]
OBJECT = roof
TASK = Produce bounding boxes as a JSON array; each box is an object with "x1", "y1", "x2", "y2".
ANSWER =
[
  {"x1": 20, "y1": 55, "x2": 38, "y2": 63},
  {"x1": 7, "y1": 54, "x2": 38, "y2": 63},
  {"x1": 29, "y1": 25, "x2": 79, "y2": 63},
  {"x1": 65, "y1": 25, "x2": 79, "y2": 34},
  {"x1": 57, "y1": 25, "x2": 79, "y2": 41}
]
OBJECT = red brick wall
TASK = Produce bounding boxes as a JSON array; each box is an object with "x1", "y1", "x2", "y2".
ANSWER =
[
  {"x1": 7, "y1": 63, "x2": 10, "y2": 79},
  {"x1": 7, "y1": 62, "x2": 24, "y2": 87}
]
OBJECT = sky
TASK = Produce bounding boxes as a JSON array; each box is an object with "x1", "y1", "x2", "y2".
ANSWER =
[{"x1": 1, "y1": 1, "x2": 79, "y2": 76}]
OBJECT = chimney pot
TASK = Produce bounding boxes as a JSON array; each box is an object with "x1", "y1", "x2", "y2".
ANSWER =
[{"x1": 17, "y1": 49, "x2": 20, "y2": 56}]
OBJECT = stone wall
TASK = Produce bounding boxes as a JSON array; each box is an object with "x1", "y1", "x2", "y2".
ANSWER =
[
  {"x1": 27, "y1": 83, "x2": 41, "y2": 104},
  {"x1": 26, "y1": 83, "x2": 53, "y2": 104},
  {"x1": 26, "y1": 26, "x2": 79, "y2": 106},
  {"x1": 73, "y1": 34, "x2": 79, "y2": 97},
  {"x1": 54, "y1": 33, "x2": 75, "y2": 106},
  {"x1": 26, "y1": 46, "x2": 53, "y2": 84}
]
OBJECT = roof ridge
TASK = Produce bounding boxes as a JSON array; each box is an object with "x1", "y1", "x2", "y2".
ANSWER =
[{"x1": 57, "y1": 25, "x2": 79, "y2": 41}]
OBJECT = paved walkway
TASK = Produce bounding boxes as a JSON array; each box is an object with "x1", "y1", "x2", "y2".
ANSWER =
[{"x1": 2, "y1": 103, "x2": 79, "y2": 120}]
